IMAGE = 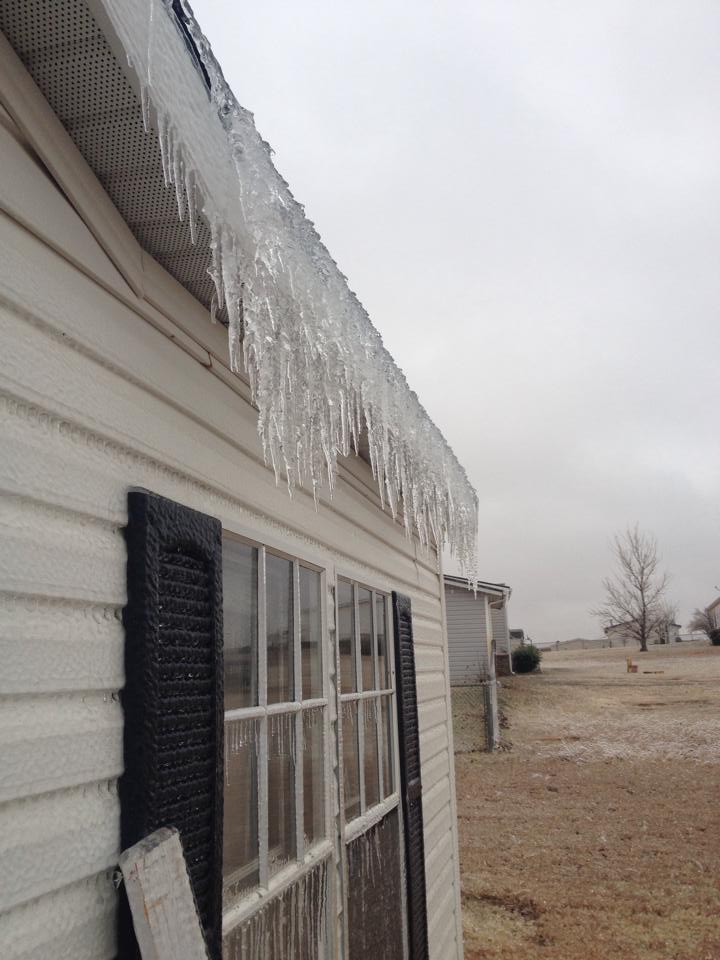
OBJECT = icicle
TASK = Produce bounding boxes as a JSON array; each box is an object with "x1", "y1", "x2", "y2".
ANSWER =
[
  {"x1": 99, "y1": 0, "x2": 480, "y2": 585},
  {"x1": 185, "y1": 166, "x2": 198, "y2": 243}
]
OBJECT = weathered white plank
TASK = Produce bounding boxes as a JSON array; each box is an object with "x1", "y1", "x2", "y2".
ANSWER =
[{"x1": 119, "y1": 828, "x2": 209, "y2": 960}]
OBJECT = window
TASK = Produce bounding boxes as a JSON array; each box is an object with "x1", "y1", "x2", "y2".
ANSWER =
[
  {"x1": 222, "y1": 537, "x2": 327, "y2": 906},
  {"x1": 122, "y1": 491, "x2": 420, "y2": 960},
  {"x1": 338, "y1": 579, "x2": 396, "y2": 825}
]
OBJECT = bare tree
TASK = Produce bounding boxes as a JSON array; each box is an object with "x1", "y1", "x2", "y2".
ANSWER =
[
  {"x1": 656, "y1": 602, "x2": 679, "y2": 644},
  {"x1": 591, "y1": 525, "x2": 670, "y2": 652},
  {"x1": 689, "y1": 607, "x2": 715, "y2": 638}
]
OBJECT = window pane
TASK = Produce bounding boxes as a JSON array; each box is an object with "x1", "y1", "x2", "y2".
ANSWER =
[
  {"x1": 363, "y1": 699, "x2": 380, "y2": 809},
  {"x1": 347, "y1": 810, "x2": 404, "y2": 960},
  {"x1": 223, "y1": 540, "x2": 258, "y2": 710},
  {"x1": 342, "y1": 700, "x2": 361, "y2": 821},
  {"x1": 381, "y1": 695, "x2": 395, "y2": 798},
  {"x1": 300, "y1": 567, "x2": 322, "y2": 699},
  {"x1": 338, "y1": 580, "x2": 357, "y2": 693},
  {"x1": 266, "y1": 554, "x2": 294, "y2": 704},
  {"x1": 375, "y1": 594, "x2": 389, "y2": 690},
  {"x1": 303, "y1": 706, "x2": 325, "y2": 848},
  {"x1": 223, "y1": 717, "x2": 259, "y2": 898},
  {"x1": 268, "y1": 713, "x2": 296, "y2": 874},
  {"x1": 359, "y1": 587, "x2": 374, "y2": 691}
]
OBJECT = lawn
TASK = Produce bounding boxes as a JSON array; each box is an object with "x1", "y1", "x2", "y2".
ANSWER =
[{"x1": 454, "y1": 641, "x2": 720, "y2": 960}]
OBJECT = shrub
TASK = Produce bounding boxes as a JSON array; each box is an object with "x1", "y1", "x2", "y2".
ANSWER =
[
  {"x1": 512, "y1": 644, "x2": 542, "y2": 673},
  {"x1": 710, "y1": 629, "x2": 720, "y2": 647}
]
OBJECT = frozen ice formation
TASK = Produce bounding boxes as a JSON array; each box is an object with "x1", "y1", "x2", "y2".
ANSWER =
[{"x1": 100, "y1": 0, "x2": 478, "y2": 579}]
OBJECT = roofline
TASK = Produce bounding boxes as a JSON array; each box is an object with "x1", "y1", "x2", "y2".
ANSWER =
[
  {"x1": 443, "y1": 574, "x2": 511, "y2": 598},
  {"x1": 605, "y1": 620, "x2": 682, "y2": 633}
]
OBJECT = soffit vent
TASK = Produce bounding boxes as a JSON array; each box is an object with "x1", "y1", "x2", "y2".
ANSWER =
[{"x1": 0, "y1": 0, "x2": 225, "y2": 318}]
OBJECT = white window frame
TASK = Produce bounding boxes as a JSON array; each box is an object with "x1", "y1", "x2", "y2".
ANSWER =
[
  {"x1": 336, "y1": 579, "x2": 401, "y2": 838},
  {"x1": 221, "y1": 534, "x2": 333, "y2": 939}
]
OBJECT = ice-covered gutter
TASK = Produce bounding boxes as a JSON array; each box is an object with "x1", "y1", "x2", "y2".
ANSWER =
[{"x1": 99, "y1": 0, "x2": 479, "y2": 579}]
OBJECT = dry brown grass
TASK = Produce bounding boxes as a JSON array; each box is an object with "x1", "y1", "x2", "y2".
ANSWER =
[{"x1": 454, "y1": 641, "x2": 720, "y2": 960}]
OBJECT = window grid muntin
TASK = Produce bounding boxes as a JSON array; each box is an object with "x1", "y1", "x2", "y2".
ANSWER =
[
  {"x1": 338, "y1": 579, "x2": 397, "y2": 824},
  {"x1": 222, "y1": 536, "x2": 329, "y2": 904}
]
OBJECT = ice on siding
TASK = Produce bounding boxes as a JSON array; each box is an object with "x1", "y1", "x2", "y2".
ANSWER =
[{"x1": 100, "y1": 0, "x2": 478, "y2": 579}]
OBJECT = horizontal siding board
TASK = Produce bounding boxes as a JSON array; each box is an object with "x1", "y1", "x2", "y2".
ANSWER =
[
  {"x1": 0, "y1": 873, "x2": 117, "y2": 960},
  {"x1": 416, "y1": 672, "x2": 446, "y2": 703},
  {"x1": 417, "y1": 697, "x2": 448, "y2": 733},
  {"x1": 0, "y1": 495, "x2": 125, "y2": 605},
  {"x1": 0, "y1": 594, "x2": 123, "y2": 695},
  {"x1": 420, "y1": 749, "x2": 451, "y2": 794},
  {"x1": 420, "y1": 724, "x2": 449, "y2": 767},
  {"x1": 426, "y1": 855, "x2": 454, "y2": 906},
  {"x1": 429, "y1": 892, "x2": 457, "y2": 959},
  {"x1": 445, "y1": 585, "x2": 491, "y2": 685},
  {"x1": 0, "y1": 694, "x2": 123, "y2": 802},
  {"x1": 0, "y1": 782, "x2": 119, "y2": 911},
  {"x1": 424, "y1": 805, "x2": 452, "y2": 857},
  {"x1": 422, "y1": 776, "x2": 451, "y2": 826}
]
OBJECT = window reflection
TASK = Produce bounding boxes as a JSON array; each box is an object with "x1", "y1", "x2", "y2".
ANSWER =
[
  {"x1": 381, "y1": 695, "x2": 394, "y2": 798},
  {"x1": 359, "y1": 587, "x2": 374, "y2": 691},
  {"x1": 303, "y1": 707, "x2": 325, "y2": 848},
  {"x1": 363, "y1": 699, "x2": 380, "y2": 809},
  {"x1": 268, "y1": 713, "x2": 296, "y2": 874},
  {"x1": 376, "y1": 595, "x2": 388, "y2": 689},
  {"x1": 223, "y1": 540, "x2": 258, "y2": 710},
  {"x1": 338, "y1": 580, "x2": 357, "y2": 693},
  {"x1": 342, "y1": 700, "x2": 361, "y2": 821},
  {"x1": 300, "y1": 567, "x2": 322, "y2": 699},
  {"x1": 223, "y1": 717, "x2": 259, "y2": 899},
  {"x1": 266, "y1": 553, "x2": 294, "y2": 704}
]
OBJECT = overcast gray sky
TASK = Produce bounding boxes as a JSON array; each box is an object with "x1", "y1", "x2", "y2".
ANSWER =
[{"x1": 194, "y1": 0, "x2": 720, "y2": 643}]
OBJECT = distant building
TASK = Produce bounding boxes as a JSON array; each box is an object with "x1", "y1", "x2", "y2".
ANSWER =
[
  {"x1": 604, "y1": 620, "x2": 681, "y2": 646},
  {"x1": 444, "y1": 577, "x2": 512, "y2": 684},
  {"x1": 444, "y1": 577, "x2": 512, "y2": 750},
  {"x1": 509, "y1": 628, "x2": 527, "y2": 650},
  {"x1": 707, "y1": 597, "x2": 720, "y2": 631}
]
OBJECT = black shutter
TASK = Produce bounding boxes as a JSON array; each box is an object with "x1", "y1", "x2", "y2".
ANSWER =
[
  {"x1": 120, "y1": 490, "x2": 224, "y2": 960},
  {"x1": 392, "y1": 592, "x2": 429, "y2": 960}
]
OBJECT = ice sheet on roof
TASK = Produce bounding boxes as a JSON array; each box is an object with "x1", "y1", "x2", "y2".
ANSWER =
[{"x1": 100, "y1": 0, "x2": 478, "y2": 578}]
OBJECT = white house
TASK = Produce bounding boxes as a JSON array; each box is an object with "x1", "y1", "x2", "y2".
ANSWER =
[
  {"x1": 707, "y1": 597, "x2": 720, "y2": 631},
  {"x1": 604, "y1": 620, "x2": 681, "y2": 646},
  {"x1": 443, "y1": 577, "x2": 511, "y2": 748},
  {"x1": 0, "y1": 2, "x2": 477, "y2": 958},
  {"x1": 444, "y1": 577, "x2": 511, "y2": 686}
]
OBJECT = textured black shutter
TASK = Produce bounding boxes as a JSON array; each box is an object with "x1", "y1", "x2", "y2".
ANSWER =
[
  {"x1": 392, "y1": 592, "x2": 429, "y2": 960},
  {"x1": 120, "y1": 490, "x2": 224, "y2": 960}
]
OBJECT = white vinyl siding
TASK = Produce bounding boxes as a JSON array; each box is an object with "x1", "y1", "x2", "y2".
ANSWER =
[
  {"x1": 0, "y1": 106, "x2": 463, "y2": 960},
  {"x1": 491, "y1": 605, "x2": 511, "y2": 659},
  {"x1": 444, "y1": 586, "x2": 492, "y2": 686}
]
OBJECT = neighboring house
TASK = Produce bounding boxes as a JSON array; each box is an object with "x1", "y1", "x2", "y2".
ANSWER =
[
  {"x1": 490, "y1": 597, "x2": 514, "y2": 675},
  {"x1": 707, "y1": 597, "x2": 720, "y2": 631},
  {"x1": 604, "y1": 621, "x2": 682, "y2": 646},
  {"x1": 444, "y1": 577, "x2": 510, "y2": 686},
  {"x1": 509, "y1": 628, "x2": 526, "y2": 650},
  {"x1": 444, "y1": 577, "x2": 511, "y2": 748},
  {"x1": 0, "y1": 3, "x2": 475, "y2": 958}
]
